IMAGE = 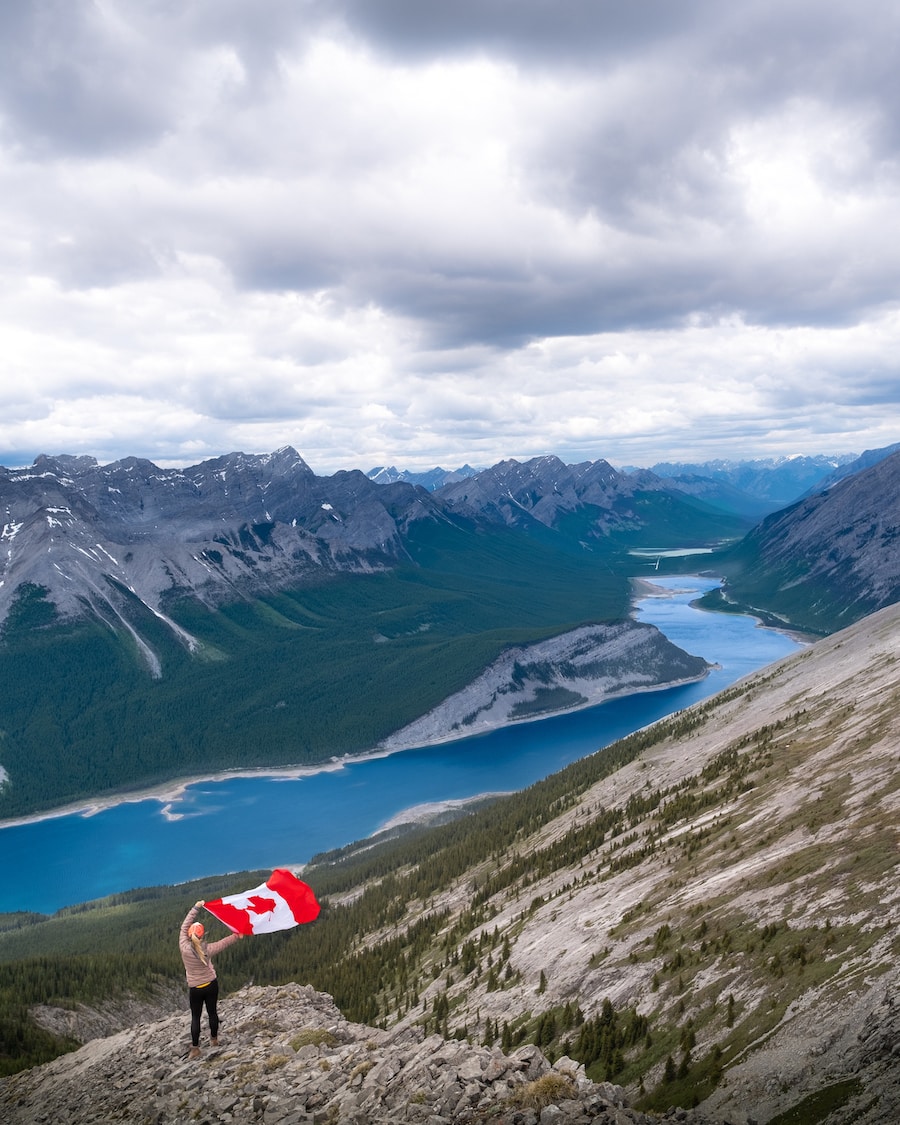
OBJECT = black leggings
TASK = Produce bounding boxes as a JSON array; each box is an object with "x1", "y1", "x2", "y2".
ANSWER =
[{"x1": 189, "y1": 979, "x2": 220, "y2": 1046}]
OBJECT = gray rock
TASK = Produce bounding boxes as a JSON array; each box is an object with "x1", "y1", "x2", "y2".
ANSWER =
[{"x1": 0, "y1": 982, "x2": 730, "y2": 1125}]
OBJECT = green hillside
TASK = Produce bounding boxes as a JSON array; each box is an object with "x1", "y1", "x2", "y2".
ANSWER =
[
  {"x1": 3, "y1": 600, "x2": 897, "y2": 1119},
  {"x1": 0, "y1": 519, "x2": 631, "y2": 819},
  {"x1": 0, "y1": 713, "x2": 666, "y2": 1077},
  {"x1": 705, "y1": 536, "x2": 868, "y2": 635}
]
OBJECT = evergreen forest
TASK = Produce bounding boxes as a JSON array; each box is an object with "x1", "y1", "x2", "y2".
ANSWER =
[{"x1": 0, "y1": 518, "x2": 645, "y2": 818}]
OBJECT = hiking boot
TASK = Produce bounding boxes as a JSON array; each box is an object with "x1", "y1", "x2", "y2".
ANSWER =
[
  {"x1": 188, "y1": 1046, "x2": 201, "y2": 1060},
  {"x1": 210, "y1": 1037, "x2": 219, "y2": 1047}
]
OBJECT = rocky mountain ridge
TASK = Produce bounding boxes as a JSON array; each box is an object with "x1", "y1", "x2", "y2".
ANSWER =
[
  {"x1": 368, "y1": 464, "x2": 481, "y2": 490},
  {"x1": 319, "y1": 598, "x2": 900, "y2": 1123},
  {"x1": 721, "y1": 448, "x2": 900, "y2": 631},
  {"x1": 807, "y1": 440, "x2": 900, "y2": 494},
  {"x1": 1, "y1": 984, "x2": 722, "y2": 1125},
  {"x1": 0, "y1": 447, "x2": 724, "y2": 644},
  {"x1": 436, "y1": 455, "x2": 631, "y2": 535}
]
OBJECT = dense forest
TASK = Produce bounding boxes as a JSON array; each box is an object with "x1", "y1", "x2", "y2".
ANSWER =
[
  {"x1": 0, "y1": 501, "x2": 702, "y2": 819},
  {"x1": 0, "y1": 519, "x2": 638, "y2": 818},
  {"x1": 0, "y1": 704, "x2": 714, "y2": 1079}
]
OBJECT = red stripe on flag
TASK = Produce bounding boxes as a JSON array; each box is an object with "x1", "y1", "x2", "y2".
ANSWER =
[
  {"x1": 267, "y1": 868, "x2": 320, "y2": 925},
  {"x1": 205, "y1": 900, "x2": 255, "y2": 935}
]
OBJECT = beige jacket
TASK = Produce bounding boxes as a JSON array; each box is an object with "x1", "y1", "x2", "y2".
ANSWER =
[{"x1": 179, "y1": 905, "x2": 241, "y2": 988}]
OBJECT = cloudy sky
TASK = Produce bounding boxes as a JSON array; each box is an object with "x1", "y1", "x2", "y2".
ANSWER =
[{"x1": 2, "y1": 0, "x2": 900, "y2": 474}]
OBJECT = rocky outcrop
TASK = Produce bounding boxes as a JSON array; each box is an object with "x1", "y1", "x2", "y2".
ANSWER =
[
  {"x1": 380, "y1": 620, "x2": 711, "y2": 750},
  {"x1": 0, "y1": 448, "x2": 441, "y2": 634},
  {"x1": 0, "y1": 983, "x2": 722, "y2": 1125},
  {"x1": 723, "y1": 448, "x2": 900, "y2": 630}
]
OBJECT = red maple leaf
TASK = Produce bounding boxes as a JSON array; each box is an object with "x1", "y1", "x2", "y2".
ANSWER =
[{"x1": 246, "y1": 895, "x2": 277, "y2": 915}]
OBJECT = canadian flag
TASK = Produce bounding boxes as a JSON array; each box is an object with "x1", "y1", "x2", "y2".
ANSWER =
[{"x1": 203, "y1": 869, "x2": 320, "y2": 935}]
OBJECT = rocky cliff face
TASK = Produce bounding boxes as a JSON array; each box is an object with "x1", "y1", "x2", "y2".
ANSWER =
[
  {"x1": 0, "y1": 982, "x2": 722, "y2": 1125},
  {"x1": 724, "y1": 448, "x2": 900, "y2": 629},
  {"x1": 435, "y1": 455, "x2": 628, "y2": 534},
  {"x1": 380, "y1": 620, "x2": 710, "y2": 752},
  {"x1": 0, "y1": 447, "x2": 441, "y2": 639}
]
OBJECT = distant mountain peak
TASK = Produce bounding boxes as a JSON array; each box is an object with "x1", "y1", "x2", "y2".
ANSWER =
[{"x1": 366, "y1": 464, "x2": 481, "y2": 490}]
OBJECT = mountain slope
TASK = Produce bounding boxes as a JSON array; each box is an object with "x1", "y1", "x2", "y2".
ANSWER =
[
  {"x1": 716, "y1": 449, "x2": 900, "y2": 633},
  {"x1": 4, "y1": 600, "x2": 899, "y2": 1121},
  {"x1": 808, "y1": 440, "x2": 900, "y2": 493},
  {"x1": 436, "y1": 455, "x2": 752, "y2": 546},
  {"x1": 325, "y1": 600, "x2": 900, "y2": 1121}
]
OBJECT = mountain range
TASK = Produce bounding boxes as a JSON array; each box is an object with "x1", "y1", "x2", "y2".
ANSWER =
[
  {"x1": 1, "y1": 440, "x2": 900, "y2": 1121},
  {"x1": 0, "y1": 447, "x2": 752, "y2": 643},
  {"x1": 369, "y1": 452, "x2": 864, "y2": 506},
  {"x1": 1, "y1": 444, "x2": 899, "y2": 818},
  {"x1": 636, "y1": 453, "x2": 858, "y2": 507},
  {"x1": 370, "y1": 446, "x2": 899, "y2": 522},
  {"x1": 6, "y1": 443, "x2": 900, "y2": 643},
  {"x1": 367, "y1": 463, "x2": 481, "y2": 490}
]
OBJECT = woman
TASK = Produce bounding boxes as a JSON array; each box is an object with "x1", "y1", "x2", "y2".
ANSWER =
[{"x1": 178, "y1": 900, "x2": 243, "y2": 1059}]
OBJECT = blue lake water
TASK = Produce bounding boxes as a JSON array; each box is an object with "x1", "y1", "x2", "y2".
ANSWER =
[{"x1": 0, "y1": 576, "x2": 803, "y2": 914}]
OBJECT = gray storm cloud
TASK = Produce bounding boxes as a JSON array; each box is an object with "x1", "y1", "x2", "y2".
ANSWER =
[{"x1": 0, "y1": 0, "x2": 899, "y2": 471}]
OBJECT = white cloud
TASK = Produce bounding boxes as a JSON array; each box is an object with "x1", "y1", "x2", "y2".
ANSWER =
[{"x1": 1, "y1": 1, "x2": 899, "y2": 472}]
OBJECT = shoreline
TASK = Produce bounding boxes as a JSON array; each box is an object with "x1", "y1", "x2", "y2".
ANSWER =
[
  {"x1": 0, "y1": 666, "x2": 713, "y2": 834},
  {"x1": 0, "y1": 573, "x2": 793, "y2": 836},
  {"x1": 0, "y1": 753, "x2": 390, "y2": 832}
]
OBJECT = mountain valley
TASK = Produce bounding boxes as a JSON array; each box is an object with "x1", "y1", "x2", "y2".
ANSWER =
[
  {"x1": 1, "y1": 442, "x2": 900, "y2": 1122},
  {"x1": 0, "y1": 448, "x2": 747, "y2": 818},
  {"x1": 2, "y1": 592, "x2": 899, "y2": 1122}
]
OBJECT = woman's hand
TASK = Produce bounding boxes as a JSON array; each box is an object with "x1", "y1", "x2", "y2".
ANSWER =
[{"x1": 195, "y1": 900, "x2": 204, "y2": 908}]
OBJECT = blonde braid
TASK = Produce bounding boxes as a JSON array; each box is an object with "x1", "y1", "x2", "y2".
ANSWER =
[{"x1": 190, "y1": 933, "x2": 209, "y2": 965}]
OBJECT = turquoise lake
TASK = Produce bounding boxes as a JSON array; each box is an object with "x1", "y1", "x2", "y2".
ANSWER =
[{"x1": 0, "y1": 576, "x2": 803, "y2": 913}]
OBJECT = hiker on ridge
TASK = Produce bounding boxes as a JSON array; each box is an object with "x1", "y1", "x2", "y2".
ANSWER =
[{"x1": 179, "y1": 900, "x2": 243, "y2": 1059}]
